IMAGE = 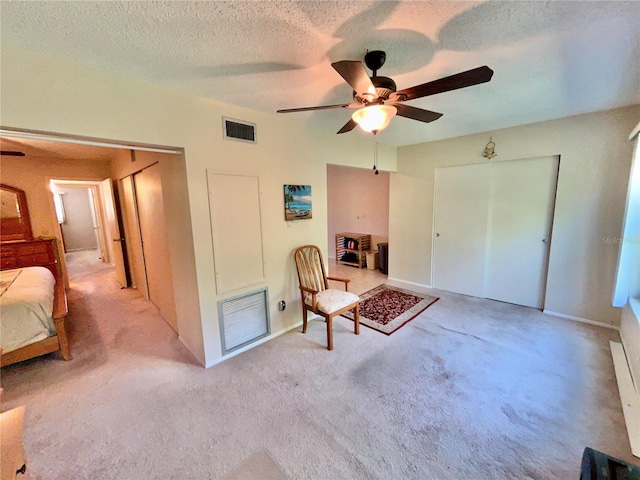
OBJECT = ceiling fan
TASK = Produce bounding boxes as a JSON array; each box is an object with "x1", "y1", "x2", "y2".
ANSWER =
[{"x1": 277, "y1": 50, "x2": 494, "y2": 135}]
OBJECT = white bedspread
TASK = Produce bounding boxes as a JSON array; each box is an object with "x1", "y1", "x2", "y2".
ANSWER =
[{"x1": 0, "y1": 267, "x2": 56, "y2": 354}]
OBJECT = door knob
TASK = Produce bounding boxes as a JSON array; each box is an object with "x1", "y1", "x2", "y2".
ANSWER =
[{"x1": 436, "y1": 233, "x2": 440, "y2": 237}]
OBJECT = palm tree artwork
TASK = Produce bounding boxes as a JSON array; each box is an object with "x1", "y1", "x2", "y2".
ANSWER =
[{"x1": 284, "y1": 185, "x2": 312, "y2": 221}]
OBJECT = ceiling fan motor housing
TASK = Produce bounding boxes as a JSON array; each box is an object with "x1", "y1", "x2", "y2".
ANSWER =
[
  {"x1": 364, "y1": 50, "x2": 386, "y2": 73},
  {"x1": 354, "y1": 76, "x2": 397, "y2": 104},
  {"x1": 372, "y1": 75, "x2": 397, "y2": 99},
  {"x1": 277, "y1": 47, "x2": 493, "y2": 135}
]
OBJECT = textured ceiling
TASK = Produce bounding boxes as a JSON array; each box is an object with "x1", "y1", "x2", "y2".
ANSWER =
[{"x1": 1, "y1": 1, "x2": 639, "y2": 147}]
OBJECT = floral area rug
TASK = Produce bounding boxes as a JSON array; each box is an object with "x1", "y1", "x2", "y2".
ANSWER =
[{"x1": 342, "y1": 284, "x2": 439, "y2": 335}]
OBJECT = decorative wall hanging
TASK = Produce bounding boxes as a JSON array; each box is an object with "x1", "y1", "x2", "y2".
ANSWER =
[
  {"x1": 284, "y1": 185, "x2": 312, "y2": 221},
  {"x1": 483, "y1": 137, "x2": 497, "y2": 159}
]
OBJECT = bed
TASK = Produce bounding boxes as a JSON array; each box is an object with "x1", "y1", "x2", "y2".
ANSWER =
[
  {"x1": 0, "y1": 184, "x2": 71, "y2": 367},
  {"x1": 0, "y1": 264, "x2": 70, "y2": 367}
]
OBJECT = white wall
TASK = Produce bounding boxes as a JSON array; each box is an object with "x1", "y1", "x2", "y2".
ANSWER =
[
  {"x1": 327, "y1": 165, "x2": 389, "y2": 259},
  {"x1": 0, "y1": 43, "x2": 397, "y2": 367},
  {"x1": 59, "y1": 187, "x2": 97, "y2": 251},
  {"x1": 392, "y1": 105, "x2": 640, "y2": 326}
]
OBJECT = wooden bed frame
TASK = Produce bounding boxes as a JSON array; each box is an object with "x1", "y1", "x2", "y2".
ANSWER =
[{"x1": 0, "y1": 240, "x2": 72, "y2": 367}]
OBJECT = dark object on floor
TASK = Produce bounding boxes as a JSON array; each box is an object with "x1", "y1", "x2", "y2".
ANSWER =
[
  {"x1": 378, "y1": 242, "x2": 388, "y2": 274},
  {"x1": 341, "y1": 252, "x2": 358, "y2": 263},
  {"x1": 580, "y1": 447, "x2": 640, "y2": 480}
]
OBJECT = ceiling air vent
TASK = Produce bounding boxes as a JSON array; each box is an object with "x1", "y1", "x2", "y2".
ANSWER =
[{"x1": 223, "y1": 117, "x2": 257, "y2": 144}]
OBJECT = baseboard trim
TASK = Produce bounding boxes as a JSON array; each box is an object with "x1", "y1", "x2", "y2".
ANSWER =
[
  {"x1": 610, "y1": 341, "x2": 640, "y2": 458},
  {"x1": 543, "y1": 310, "x2": 619, "y2": 331},
  {"x1": 387, "y1": 277, "x2": 433, "y2": 290},
  {"x1": 205, "y1": 320, "x2": 303, "y2": 369}
]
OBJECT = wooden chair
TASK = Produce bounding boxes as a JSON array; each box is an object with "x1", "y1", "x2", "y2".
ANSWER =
[{"x1": 294, "y1": 245, "x2": 360, "y2": 350}]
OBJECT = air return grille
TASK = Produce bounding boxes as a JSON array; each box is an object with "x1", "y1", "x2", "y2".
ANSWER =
[
  {"x1": 218, "y1": 288, "x2": 270, "y2": 354},
  {"x1": 222, "y1": 117, "x2": 257, "y2": 144}
]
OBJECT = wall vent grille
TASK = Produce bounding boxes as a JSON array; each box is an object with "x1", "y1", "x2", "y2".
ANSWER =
[
  {"x1": 223, "y1": 117, "x2": 257, "y2": 144},
  {"x1": 218, "y1": 288, "x2": 270, "y2": 354}
]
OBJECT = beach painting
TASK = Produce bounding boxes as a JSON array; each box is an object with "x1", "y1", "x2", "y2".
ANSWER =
[{"x1": 284, "y1": 185, "x2": 312, "y2": 221}]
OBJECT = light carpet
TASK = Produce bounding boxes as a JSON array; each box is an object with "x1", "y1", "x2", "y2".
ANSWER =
[{"x1": 0, "y1": 250, "x2": 635, "y2": 479}]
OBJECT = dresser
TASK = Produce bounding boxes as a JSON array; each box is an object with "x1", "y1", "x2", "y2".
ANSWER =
[{"x1": 0, "y1": 238, "x2": 59, "y2": 278}]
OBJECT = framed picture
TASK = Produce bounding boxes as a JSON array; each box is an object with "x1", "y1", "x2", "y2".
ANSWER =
[{"x1": 284, "y1": 185, "x2": 312, "y2": 221}]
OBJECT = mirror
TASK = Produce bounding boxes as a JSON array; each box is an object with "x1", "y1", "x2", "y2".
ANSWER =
[{"x1": 1, "y1": 184, "x2": 33, "y2": 242}]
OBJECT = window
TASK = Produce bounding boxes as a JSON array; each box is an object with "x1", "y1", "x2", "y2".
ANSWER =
[
  {"x1": 613, "y1": 122, "x2": 640, "y2": 306},
  {"x1": 53, "y1": 193, "x2": 66, "y2": 224}
]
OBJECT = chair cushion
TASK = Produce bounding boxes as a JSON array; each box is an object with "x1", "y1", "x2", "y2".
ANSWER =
[{"x1": 305, "y1": 289, "x2": 359, "y2": 315}]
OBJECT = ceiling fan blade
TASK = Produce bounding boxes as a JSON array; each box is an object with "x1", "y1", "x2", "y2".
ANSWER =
[
  {"x1": 394, "y1": 66, "x2": 494, "y2": 102},
  {"x1": 0, "y1": 150, "x2": 25, "y2": 156},
  {"x1": 331, "y1": 60, "x2": 376, "y2": 98},
  {"x1": 393, "y1": 104, "x2": 443, "y2": 123},
  {"x1": 277, "y1": 103, "x2": 357, "y2": 113},
  {"x1": 337, "y1": 119, "x2": 357, "y2": 134}
]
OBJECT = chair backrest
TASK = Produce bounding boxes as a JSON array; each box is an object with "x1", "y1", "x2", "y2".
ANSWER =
[{"x1": 294, "y1": 245, "x2": 329, "y2": 293}]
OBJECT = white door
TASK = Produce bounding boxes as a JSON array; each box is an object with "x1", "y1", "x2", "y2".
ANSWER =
[
  {"x1": 100, "y1": 178, "x2": 129, "y2": 288},
  {"x1": 120, "y1": 176, "x2": 148, "y2": 298},
  {"x1": 87, "y1": 187, "x2": 108, "y2": 261},
  {"x1": 433, "y1": 163, "x2": 491, "y2": 297},
  {"x1": 134, "y1": 164, "x2": 178, "y2": 333},
  {"x1": 483, "y1": 156, "x2": 559, "y2": 308}
]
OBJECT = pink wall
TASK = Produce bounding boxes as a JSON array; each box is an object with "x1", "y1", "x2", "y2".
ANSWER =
[{"x1": 327, "y1": 164, "x2": 389, "y2": 259}]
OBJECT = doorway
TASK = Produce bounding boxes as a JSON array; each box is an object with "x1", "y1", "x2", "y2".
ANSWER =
[
  {"x1": 1, "y1": 126, "x2": 201, "y2": 363},
  {"x1": 50, "y1": 180, "x2": 114, "y2": 277},
  {"x1": 57, "y1": 186, "x2": 100, "y2": 254},
  {"x1": 326, "y1": 164, "x2": 390, "y2": 264}
]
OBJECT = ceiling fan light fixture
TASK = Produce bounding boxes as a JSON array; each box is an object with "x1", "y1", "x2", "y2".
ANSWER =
[{"x1": 352, "y1": 105, "x2": 397, "y2": 133}]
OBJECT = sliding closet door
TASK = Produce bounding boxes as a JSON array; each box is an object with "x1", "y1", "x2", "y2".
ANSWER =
[
  {"x1": 483, "y1": 156, "x2": 559, "y2": 308},
  {"x1": 433, "y1": 163, "x2": 491, "y2": 297},
  {"x1": 134, "y1": 164, "x2": 178, "y2": 333}
]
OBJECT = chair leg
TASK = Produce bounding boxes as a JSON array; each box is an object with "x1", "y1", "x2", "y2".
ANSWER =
[
  {"x1": 354, "y1": 303, "x2": 360, "y2": 335},
  {"x1": 302, "y1": 307, "x2": 308, "y2": 333},
  {"x1": 326, "y1": 316, "x2": 333, "y2": 351}
]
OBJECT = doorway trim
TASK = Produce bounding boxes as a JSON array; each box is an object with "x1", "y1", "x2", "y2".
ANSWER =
[
  {"x1": 3, "y1": 125, "x2": 205, "y2": 366},
  {"x1": 0, "y1": 126, "x2": 182, "y2": 154}
]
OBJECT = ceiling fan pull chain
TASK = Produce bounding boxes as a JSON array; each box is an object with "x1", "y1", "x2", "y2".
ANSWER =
[{"x1": 373, "y1": 132, "x2": 379, "y2": 175}]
